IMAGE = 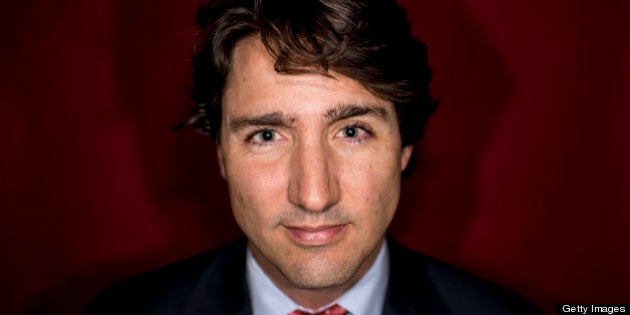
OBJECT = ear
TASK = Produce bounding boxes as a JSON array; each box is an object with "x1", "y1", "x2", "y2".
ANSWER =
[
  {"x1": 401, "y1": 145, "x2": 413, "y2": 172},
  {"x1": 216, "y1": 142, "x2": 227, "y2": 179}
]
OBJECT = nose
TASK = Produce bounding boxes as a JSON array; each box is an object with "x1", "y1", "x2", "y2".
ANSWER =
[{"x1": 288, "y1": 138, "x2": 340, "y2": 212}]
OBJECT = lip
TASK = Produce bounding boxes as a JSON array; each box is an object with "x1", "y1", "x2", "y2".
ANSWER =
[{"x1": 285, "y1": 224, "x2": 347, "y2": 246}]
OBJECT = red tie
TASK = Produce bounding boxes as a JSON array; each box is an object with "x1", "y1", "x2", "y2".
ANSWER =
[{"x1": 289, "y1": 304, "x2": 348, "y2": 315}]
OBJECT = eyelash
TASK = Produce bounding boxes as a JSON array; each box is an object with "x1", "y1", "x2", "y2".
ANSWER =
[
  {"x1": 245, "y1": 128, "x2": 278, "y2": 146},
  {"x1": 337, "y1": 123, "x2": 372, "y2": 144},
  {"x1": 243, "y1": 123, "x2": 372, "y2": 146}
]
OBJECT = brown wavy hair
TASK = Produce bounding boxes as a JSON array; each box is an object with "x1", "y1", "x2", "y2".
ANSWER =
[{"x1": 189, "y1": 0, "x2": 437, "y2": 151}]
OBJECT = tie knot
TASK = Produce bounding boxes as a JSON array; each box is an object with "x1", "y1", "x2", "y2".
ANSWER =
[{"x1": 289, "y1": 304, "x2": 348, "y2": 315}]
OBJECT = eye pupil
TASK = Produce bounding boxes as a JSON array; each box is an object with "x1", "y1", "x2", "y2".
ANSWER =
[
  {"x1": 261, "y1": 130, "x2": 273, "y2": 141},
  {"x1": 344, "y1": 127, "x2": 356, "y2": 137}
]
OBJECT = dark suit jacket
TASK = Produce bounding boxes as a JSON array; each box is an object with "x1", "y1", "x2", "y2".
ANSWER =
[{"x1": 86, "y1": 237, "x2": 539, "y2": 314}]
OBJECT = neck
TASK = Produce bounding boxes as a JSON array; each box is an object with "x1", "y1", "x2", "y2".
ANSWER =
[{"x1": 281, "y1": 285, "x2": 350, "y2": 310}]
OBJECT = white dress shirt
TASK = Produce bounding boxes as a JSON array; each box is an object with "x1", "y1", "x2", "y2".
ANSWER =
[{"x1": 246, "y1": 241, "x2": 389, "y2": 315}]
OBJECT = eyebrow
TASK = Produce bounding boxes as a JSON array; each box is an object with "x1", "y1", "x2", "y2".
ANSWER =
[
  {"x1": 325, "y1": 104, "x2": 388, "y2": 123},
  {"x1": 227, "y1": 104, "x2": 388, "y2": 132},
  {"x1": 228, "y1": 111, "x2": 296, "y2": 131}
]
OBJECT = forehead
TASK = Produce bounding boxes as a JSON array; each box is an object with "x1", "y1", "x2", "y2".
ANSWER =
[{"x1": 222, "y1": 37, "x2": 391, "y2": 117}]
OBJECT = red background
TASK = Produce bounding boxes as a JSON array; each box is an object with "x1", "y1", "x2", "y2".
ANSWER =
[{"x1": 1, "y1": 0, "x2": 629, "y2": 314}]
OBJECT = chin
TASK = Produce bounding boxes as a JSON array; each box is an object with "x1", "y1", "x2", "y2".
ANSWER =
[
  {"x1": 279, "y1": 250, "x2": 362, "y2": 290},
  {"x1": 284, "y1": 266, "x2": 355, "y2": 290}
]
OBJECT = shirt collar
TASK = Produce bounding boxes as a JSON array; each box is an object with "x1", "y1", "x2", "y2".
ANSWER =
[{"x1": 246, "y1": 241, "x2": 389, "y2": 315}]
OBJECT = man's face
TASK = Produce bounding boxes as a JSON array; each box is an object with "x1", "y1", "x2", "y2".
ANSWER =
[{"x1": 217, "y1": 37, "x2": 412, "y2": 292}]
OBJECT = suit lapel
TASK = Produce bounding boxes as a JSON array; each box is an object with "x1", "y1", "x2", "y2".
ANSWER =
[
  {"x1": 383, "y1": 236, "x2": 451, "y2": 315},
  {"x1": 181, "y1": 237, "x2": 252, "y2": 315}
]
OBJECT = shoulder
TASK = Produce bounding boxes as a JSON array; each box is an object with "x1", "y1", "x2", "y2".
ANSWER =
[
  {"x1": 86, "y1": 238, "x2": 249, "y2": 315},
  {"x1": 386, "y1": 237, "x2": 539, "y2": 315}
]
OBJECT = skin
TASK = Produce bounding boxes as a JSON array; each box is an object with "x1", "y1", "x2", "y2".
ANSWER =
[{"x1": 217, "y1": 37, "x2": 412, "y2": 309}]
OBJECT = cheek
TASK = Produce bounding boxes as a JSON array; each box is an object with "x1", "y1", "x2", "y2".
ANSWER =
[
  {"x1": 339, "y1": 150, "x2": 402, "y2": 217},
  {"x1": 225, "y1": 153, "x2": 288, "y2": 227}
]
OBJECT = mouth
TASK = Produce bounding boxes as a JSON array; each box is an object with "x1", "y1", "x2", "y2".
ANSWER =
[{"x1": 284, "y1": 224, "x2": 347, "y2": 247}]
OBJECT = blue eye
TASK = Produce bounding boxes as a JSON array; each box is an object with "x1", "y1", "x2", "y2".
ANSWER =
[
  {"x1": 336, "y1": 124, "x2": 371, "y2": 143},
  {"x1": 247, "y1": 128, "x2": 280, "y2": 146},
  {"x1": 260, "y1": 129, "x2": 274, "y2": 141},
  {"x1": 343, "y1": 126, "x2": 357, "y2": 137}
]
